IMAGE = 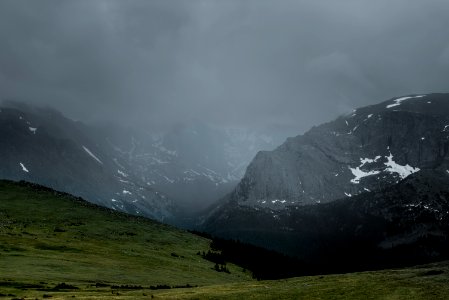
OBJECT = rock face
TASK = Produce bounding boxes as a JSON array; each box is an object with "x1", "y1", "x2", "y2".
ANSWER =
[
  {"x1": 232, "y1": 93, "x2": 449, "y2": 209},
  {"x1": 0, "y1": 103, "x2": 175, "y2": 221},
  {"x1": 202, "y1": 93, "x2": 449, "y2": 267}
]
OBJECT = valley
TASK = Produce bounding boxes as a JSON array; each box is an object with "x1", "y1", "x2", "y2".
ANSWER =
[{"x1": 2, "y1": 1, "x2": 449, "y2": 298}]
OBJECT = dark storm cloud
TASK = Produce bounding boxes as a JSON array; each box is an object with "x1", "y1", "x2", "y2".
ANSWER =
[{"x1": 1, "y1": 0, "x2": 449, "y2": 132}]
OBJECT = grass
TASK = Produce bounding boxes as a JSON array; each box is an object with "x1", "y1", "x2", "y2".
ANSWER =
[
  {"x1": 0, "y1": 180, "x2": 252, "y2": 299},
  {"x1": 152, "y1": 262, "x2": 449, "y2": 299},
  {"x1": 1, "y1": 180, "x2": 449, "y2": 299}
]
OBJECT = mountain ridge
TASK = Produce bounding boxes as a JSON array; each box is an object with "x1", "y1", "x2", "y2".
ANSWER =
[
  {"x1": 0, "y1": 100, "x2": 286, "y2": 223},
  {"x1": 225, "y1": 93, "x2": 449, "y2": 210},
  {"x1": 202, "y1": 93, "x2": 449, "y2": 268},
  {"x1": 0, "y1": 103, "x2": 176, "y2": 221}
]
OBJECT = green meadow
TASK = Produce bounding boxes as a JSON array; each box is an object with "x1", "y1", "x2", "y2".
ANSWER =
[{"x1": 1, "y1": 180, "x2": 448, "y2": 299}]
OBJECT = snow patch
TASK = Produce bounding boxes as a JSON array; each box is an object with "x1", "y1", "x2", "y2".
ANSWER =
[
  {"x1": 163, "y1": 176, "x2": 175, "y2": 183},
  {"x1": 202, "y1": 172, "x2": 215, "y2": 182},
  {"x1": 189, "y1": 169, "x2": 201, "y2": 176},
  {"x1": 122, "y1": 190, "x2": 132, "y2": 195},
  {"x1": 19, "y1": 162, "x2": 29, "y2": 173},
  {"x1": 363, "y1": 114, "x2": 373, "y2": 122},
  {"x1": 349, "y1": 156, "x2": 382, "y2": 184},
  {"x1": 386, "y1": 95, "x2": 425, "y2": 108},
  {"x1": 117, "y1": 170, "x2": 128, "y2": 177},
  {"x1": 271, "y1": 199, "x2": 287, "y2": 204},
  {"x1": 344, "y1": 192, "x2": 352, "y2": 197},
  {"x1": 360, "y1": 156, "x2": 381, "y2": 167},
  {"x1": 82, "y1": 146, "x2": 103, "y2": 164},
  {"x1": 28, "y1": 127, "x2": 37, "y2": 134},
  {"x1": 384, "y1": 153, "x2": 420, "y2": 179},
  {"x1": 404, "y1": 202, "x2": 439, "y2": 213},
  {"x1": 349, "y1": 167, "x2": 380, "y2": 184}
]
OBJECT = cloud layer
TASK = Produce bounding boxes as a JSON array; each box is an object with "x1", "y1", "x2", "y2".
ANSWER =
[{"x1": 1, "y1": 0, "x2": 448, "y2": 132}]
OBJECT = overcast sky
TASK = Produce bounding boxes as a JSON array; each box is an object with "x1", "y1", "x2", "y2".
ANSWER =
[{"x1": 1, "y1": 0, "x2": 449, "y2": 133}]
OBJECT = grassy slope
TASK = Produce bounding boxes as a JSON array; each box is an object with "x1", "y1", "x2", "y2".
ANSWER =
[
  {"x1": 0, "y1": 180, "x2": 252, "y2": 298},
  {"x1": 1, "y1": 180, "x2": 449, "y2": 299},
  {"x1": 155, "y1": 262, "x2": 449, "y2": 299}
]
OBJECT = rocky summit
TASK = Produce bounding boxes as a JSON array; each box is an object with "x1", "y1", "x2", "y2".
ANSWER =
[
  {"x1": 202, "y1": 93, "x2": 449, "y2": 269},
  {"x1": 229, "y1": 93, "x2": 449, "y2": 209}
]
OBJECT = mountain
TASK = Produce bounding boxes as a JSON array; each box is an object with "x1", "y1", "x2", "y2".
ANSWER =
[
  {"x1": 0, "y1": 102, "x2": 175, "y2": 221},
  {"x1": 0, "y1": 101, "x2": 284, "y2": 222},
  {"x1": 202, "y1": 93, "x2": 449, "y2": 269},
  {"x1": 92, "y1": 120, "x2": 284, "y2": 217},
  {"x1": 228, "y1": 93, "x2": 449, "y2": 208}
]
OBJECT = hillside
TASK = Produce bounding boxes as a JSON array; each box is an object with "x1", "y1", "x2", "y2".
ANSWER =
[
  {"x1": 0, "y1": 103, "x2": 175, "y2": 221},
  {"x1": 0, "y1": 180, "x2": 252, "y2": 299},
  {"x1": 204, "y1": 170, "x2": 449, "y2": 272},
  {"x1": 153, "y1": 261, "x2": 449, "y2": 300}
]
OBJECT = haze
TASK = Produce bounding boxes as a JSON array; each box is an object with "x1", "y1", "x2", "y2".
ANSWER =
[{"x1": 1, "y1": 0, "x2": 449, "y2": 134}]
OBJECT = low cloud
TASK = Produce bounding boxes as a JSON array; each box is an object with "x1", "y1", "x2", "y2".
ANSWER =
[{"x1": 0, "y1": 0, "x2": 448, "y2": 133}]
